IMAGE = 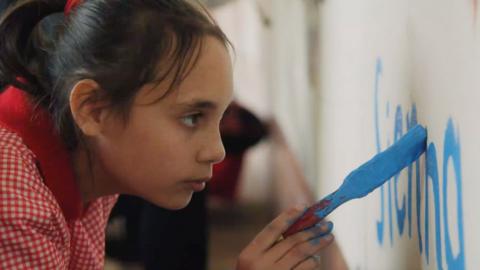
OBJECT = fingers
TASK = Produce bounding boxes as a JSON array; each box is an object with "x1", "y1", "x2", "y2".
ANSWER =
[
  {"x1": 294, "y1": 255, "x2": 321, "y2": 270},
  {"x1": 276, "y1": 233, "x2": 334, "y2": 269},
  {"x1": 236, "y1": 206, "x2": 336, "y2": 270},
  {"x1": 247, "y1": 205, "x2": 307, "y2": 253},
  {"x1": 264, "y1": 221, "x2": 333, "y2": 263}
]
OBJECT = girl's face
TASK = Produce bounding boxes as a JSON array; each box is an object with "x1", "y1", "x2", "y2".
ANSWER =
[{"x1": 94, "y1": 37, "x2": 233, "y2": 209}]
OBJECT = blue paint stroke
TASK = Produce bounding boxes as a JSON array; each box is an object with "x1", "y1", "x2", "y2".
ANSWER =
[
  {"x1": 406, "y1": 105, "x2": 422, "y2": 249},
  {"x1": 387, "y1": 113, "x2": 393, "y2": 246},
  {"x1": 406, "y1": 106, "x2": 417, "y2": 238},
  {"x1": 388, "y1": 159, "x2": 393, "y2": 246},
  {"x1": 374, "y1": 58, "x2": 385, "y2": 245},
  {"x1": 372, "y1": 59, "x2": 465, "y2": 269},
  {"x1": 374, "y1": 58, "x2": 383, "y2": 157},
  {"x1": 425, "y1": 143, "x2": 443, "y2": 268},
  {"x1": 443, "y1": 118, "x2": 465, "y2": 269},
  {"x1": 394, "y1": 106, "x2": 407, "y2": 236}
]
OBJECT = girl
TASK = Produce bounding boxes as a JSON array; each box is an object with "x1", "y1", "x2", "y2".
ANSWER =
[{"x1": 0, "y1": 0, "x2": 334, "y2": 269}]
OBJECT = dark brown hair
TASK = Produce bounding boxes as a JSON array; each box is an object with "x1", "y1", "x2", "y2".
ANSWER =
[{"x1": 0, "y1": 0, "x2": 230, "y2": 149}]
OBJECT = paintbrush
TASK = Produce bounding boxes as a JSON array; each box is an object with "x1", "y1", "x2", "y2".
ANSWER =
[{"x1": 282, "y1": 124, "x2": 427, "y2": 238}]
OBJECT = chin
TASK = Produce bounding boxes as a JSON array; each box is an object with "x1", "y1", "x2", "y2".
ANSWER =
[{"x1": 148, "y1": 192, "x2": 193, "y2": 210}]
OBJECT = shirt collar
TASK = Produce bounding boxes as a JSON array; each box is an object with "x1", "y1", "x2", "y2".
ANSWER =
[{"x1": 0, "y1": 86, "x2": 83, "y2": 221}]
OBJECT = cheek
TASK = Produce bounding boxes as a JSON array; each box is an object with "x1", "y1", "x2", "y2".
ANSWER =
[
  {"x1": 98, "y1": 107, "x2": 200, "y2": 191},
  {"x1": 101, "y1": 127, "x2": 193, "y2": 186},
  {"x1": 95, "y1": 127, "x2": 198, "y2": 208}
]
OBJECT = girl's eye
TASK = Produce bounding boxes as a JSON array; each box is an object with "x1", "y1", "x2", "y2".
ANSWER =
[{"x1": 181, "y1": 113, "x2": 203, "y2": 128}]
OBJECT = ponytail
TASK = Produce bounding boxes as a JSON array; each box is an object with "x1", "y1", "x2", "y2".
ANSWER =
[{"x1": 0, "y1": 0, "x2": 63, "y2": 97}]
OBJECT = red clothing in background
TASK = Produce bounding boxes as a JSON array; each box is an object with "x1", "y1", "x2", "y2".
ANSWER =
[{"x1": 209, "y1": 103, "x2": 268, "y2": 201}]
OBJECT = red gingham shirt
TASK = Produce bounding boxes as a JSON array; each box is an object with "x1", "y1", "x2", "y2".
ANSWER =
[{"x1": 0, "y1": 86, "x2": 118, "y2": 269}]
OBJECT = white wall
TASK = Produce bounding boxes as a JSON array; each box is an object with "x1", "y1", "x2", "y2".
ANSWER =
[
  {"x1": 317, "y1": 0, "x2": 480, "y2": 269},
  {"x1": 213, "y1": 0, "x2": 479, "y2": 269},
  {"x1": 212, "y1": 0, "x2": 318, "y2": 204}
]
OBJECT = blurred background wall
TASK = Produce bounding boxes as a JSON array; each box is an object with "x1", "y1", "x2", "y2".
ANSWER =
[{"x1": 209, "y1": 0, "x2": 480, "y2": 269}]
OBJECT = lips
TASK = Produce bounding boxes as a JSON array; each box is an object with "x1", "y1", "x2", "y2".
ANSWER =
[
  {"x1": 185, "y1": 177, "x2": 210, "y2": 192},
  {"x1": 188, "y1": 181, "x2": 206, "y2": 191}
]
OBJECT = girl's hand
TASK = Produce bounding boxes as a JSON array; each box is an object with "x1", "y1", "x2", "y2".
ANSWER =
[{"x1": 236, "y1": 206, "x2": 334, "y2": 270}]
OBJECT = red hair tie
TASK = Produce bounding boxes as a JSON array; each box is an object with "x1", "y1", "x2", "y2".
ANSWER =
[{"x1": 64, "y1": 0, "x2": 83, "y2": 16}]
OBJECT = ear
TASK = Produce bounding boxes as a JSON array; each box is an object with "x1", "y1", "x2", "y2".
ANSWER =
[{"x1": 69, "y1": 79, "x2": 110, "y2": 136}]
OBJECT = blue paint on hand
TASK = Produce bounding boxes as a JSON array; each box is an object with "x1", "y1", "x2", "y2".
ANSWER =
[{"x1": 309, "y1": 221, "x2": 334, "y2": 245}]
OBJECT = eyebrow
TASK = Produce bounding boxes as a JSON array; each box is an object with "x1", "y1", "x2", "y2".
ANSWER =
[{"x1": 177, "y1": 100, "x2": 218, "y2": 111}]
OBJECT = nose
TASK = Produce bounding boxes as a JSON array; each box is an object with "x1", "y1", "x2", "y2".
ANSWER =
[{"x1": 196, "y1": 129, "x2": 226, "y2": 165}]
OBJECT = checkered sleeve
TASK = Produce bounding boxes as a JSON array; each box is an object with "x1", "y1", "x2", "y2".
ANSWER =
[{"x1": 0, "y1": 142, "x2": 68, "y2": 269}]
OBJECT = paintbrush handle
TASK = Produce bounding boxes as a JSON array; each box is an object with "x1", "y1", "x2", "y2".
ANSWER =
[
  {"x1": 282, "y1": 125, "x2": 426, "y2": 238},
  {"x1": 282, "y1": 189, "x2": 349, "y2": 238}
]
